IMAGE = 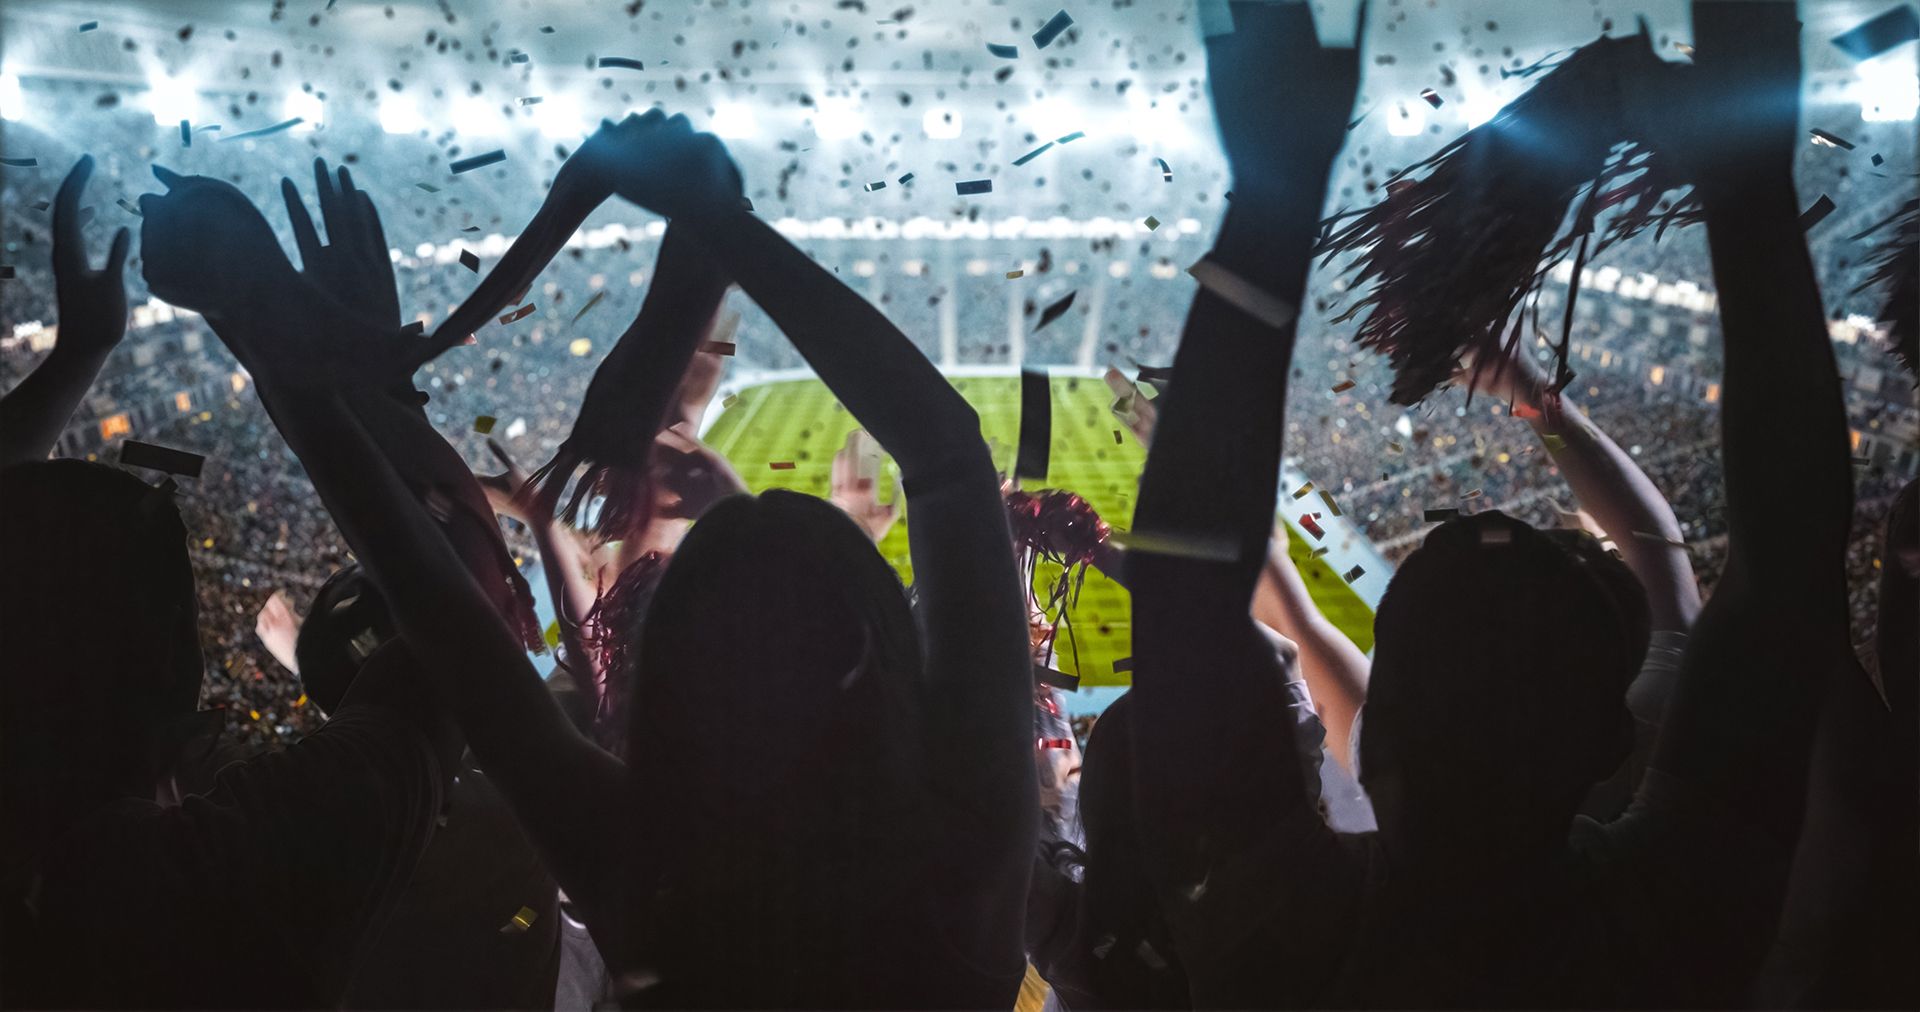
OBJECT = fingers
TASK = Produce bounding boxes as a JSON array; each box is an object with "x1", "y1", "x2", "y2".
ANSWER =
[
  {"x1": 53, "y1": 155, "x2": 94, "y2": 275},
  {"x1": 484, "y1": 436, "x2": 518, "y2": 471},
  {"x1": 313, "y1": 157, "x2": 343, "y2": 244},
  {"x1": 353, "y1": 190, "x2": 391, "y2": 268},
  {"x1": 150, "y1": 164, "x2": 187, "y2": 189},
  {"x1": 103, "y1": 227, "x2": 131, "y2": 277},
  {"x1": 282, "y1": 177, "x2": 324, "y2": 268}
]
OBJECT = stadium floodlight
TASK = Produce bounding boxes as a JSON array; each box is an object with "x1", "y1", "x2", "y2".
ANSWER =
[
  {"x1": 811, "y1": 96, "x2": 863, "y2": 140},
  {"x1": 452, "y1": 95, "x2": 500, "y2": 136},
  {"x1": 1858, "y1": 57, "x2": 1917, "y2": 122},
  {"x1": 379, "y1": 94, "x2": 425, "y2": 134},
  {"x1": 147, "y1": 72, "x2": 199, "y2": 125},
  {"x1": 1462, "y1": 93, "x2": 1505, "y2": 128},
  {"x1": 0, "y1": 71, "x2": 22, "y2": 122},
  {"x1": 1122, "y1": 90, "x2": 1184, "y2": 144},
  {"x1": 921, "y1": 106, "x2": 962, "y2": 139},
  {"x1": 1386, "y1": 100, "x2": 1427, "y2": 136},
  {"x1": 536, "y1": 92, "x2": 589, "y2": 139},
  {"x1": 284, "y1": 89, "x2": 322, "y2": 131},
  {"x1": 711, "y1": 101, "x2": 758, "y2": 139}
]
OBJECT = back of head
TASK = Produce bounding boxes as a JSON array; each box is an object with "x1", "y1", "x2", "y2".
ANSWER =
[
  {"x1": 1, "y1": 461, "x2": 203, "y2": 858},
  {"x1": 1363, "y1": 512, "x2": 1648, "y2": 827},
  {"x1": 620, "y1": 489, "x2": 927, "y2": 1002},
  {"x1": 295, "y1": 565, "x2": 399, "y2": 717}
]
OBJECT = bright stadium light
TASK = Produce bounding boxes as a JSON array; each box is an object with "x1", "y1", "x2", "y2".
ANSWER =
[
  {"x1": 452, "y1": 95, "x2": 501, "y2": 136},
  {"x1": 1122, "y1": 90, "x2": 1183, "y2": 144},
  {"x1": 536, "y1": 92, "x2": 589, "y2": 139},
  {"x1": 379, "y1": 94, "x2": 425, "y2": 134},
  {"x1": 1462, "y1": 93, "x2": 1505, "y2": 128},
  {"x1": 811, "y1": 96, "x2": 863, "y2": 140},
  {"x1": 1858, "y1": 58, "x2": 1918, "y2": 122},
  {"x1": 0, "y1": 71, "x2": 23, "y2": 122},
  {"x1": 922, "y1": 105, "x2": 962, "y2": 139},
  {"x1": 284, "y1": 89, "x2": 322, "y2": 130},
  {"x1": 711, "y1": 101, "x2": 759, "y2": 139},
  {"x1": 1387, "y1": 100, "x2": 1427, "y2": 136},
  {"x1": 1028, "y1": 96, "x2": 1082, "y2": 139},
  {"x1": 147, "y1": 72, "x2": 199, "y2": 125}
]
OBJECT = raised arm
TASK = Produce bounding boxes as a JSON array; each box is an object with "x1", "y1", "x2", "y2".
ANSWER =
[
  {"x1": 1124, "y1": 0, "x2": 1359, "y2": 966},
  {"x1": 1639, "y1": 2, "x2": 1856, "y2": 844},
  {"x1": 1251, "y1": 523, "x2": 1371, "y2": 769},
  {"x1": 0, "y1": 157, "x2": 130, "y2": 468}
]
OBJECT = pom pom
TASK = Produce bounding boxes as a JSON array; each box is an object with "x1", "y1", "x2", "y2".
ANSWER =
[
  {"x1": 1006, "y1": 488, "x2": 1111, "y2": 675},
  {"x1": 1850, "y1": 198, "x2": 1918, "y2": 379}
]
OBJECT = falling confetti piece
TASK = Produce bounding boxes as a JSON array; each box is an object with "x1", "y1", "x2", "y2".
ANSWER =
[
  {"x1": 417, "y1": 182, "x2": 441, "y2": 193},
  {"x1": 78, "y1": 21, "x2": 98, "y2": 32},
  {"x1": 570, "y1": 290, "x2": 607, "y2": 324},
  {"x1": 500, "y1": 905, "x2": 538, "y2": 932},
  {"x1": 1056, "y1": 131, "x2": 1085, "y2": 144},
  {"x1": 1673, "y1": 41, "x2": 1695, "y2": 55},
  {"x1": 1039, "y1": 737, "x2": 1074, "y2": 750},
  {"x1": 988, "y1": 42, "x2": 1019, "y2": 58},
  {"x1": 1291, "y1": 481, "x2": 1314, "y2": 499},
  {"x1": 721, "y1": 393, "x2": 739, "y2": 408},
  {"x1": 1798, "y1": 194, "x2": 1836, "y2": 231},
  {"x1": 462, "y1": 225, "x2": 482, "y2": 232},
  {"x1": 1143, "y1": 215, "x2": 1160, "y2": 230},
  {"x1": 498, "y1": 303, "x2": 537, "y2": 325},
  {"x1": 517, "y1": 96, "x2": 544, "y2": 106},
  {"x1": 698, "y1": 340, "x2": 736, "y2": 356},
  {"x1": 1831, "y1": 6, "x2": 1919, "y2": 61},
  {"x1": 509, "y1": 51, "x2": 530, "y2": 64},
  {"x1": 116, "y1": 198, "x2": 142, "y2": 216},
  {"x1": 1012, "y1": 141, "x2": 1055, "y2": 166},
  {"x1": 1015, "y1": 368, "x2": 1053, "y2": 480},
  {"x1": 1113, "y1": 430, "x2": 1123, "y2": 444},
  {"x1": 1318, "y1": 489, "x2": 1343, "y2": 517},
  {"x1": 473, "y1": 415, "x2": 497, "y2": 434},
  {"x1": 1112, "y1": 656, "x2": 1133, "y2": 673},
  {"x1": 450, "y1": 150, "x2": 507, "y2": 174},
  {"x1": 180, "y1": 120, "x2": 191, "y2": 147},
  {"x1": 1419, "y1": 88, "x2": 1444, "y2": 108},
  {"x1": 1342, "y1": 565, "x2": 1365, "y2": 583},
  {"x1": 597, "y1": 56, "x2": 645, "y2": 72},
  {"x1": 1809, "y1": 128, "x2": 1855, "y2": 150},
  {"x1": 460, "y1": 249, "x2": 480, "y2": 272},
  {"x1": 897, "y1": 172, "x2": 915, "y2": 184},
  {"x1": 1310, "y1": 546, "x2": 1330, "y2": 558},
  {"x1": 1298, "y1": 513, "x2": 1326, "y2": 540},
  {"x1": 955, "y1": 178, "x2": 993, "y2": 195},
  {"x1": 769, "y1": 461, "x2": 797, "y2": 470},
  {"x1": 118, "y1": 440, "x2": 205, "y2": 477},
  {"x1": 1461, "y1": 488, "x2": 1483, "y2": 499},
  {"x1": 1387, "y1": 441, "x2": 1403, "y2": 453},
  {"x1": 1006, "y1": 269, "x2": 1024, "y2": 279},
  {"x1": 1330, "y1": 379, "x2": 1355, "y2": 393},
  {"x1": 1032, "y1": 9, "x2": 1074, "y2": 48},
  {"x1": 1424, "y1": 507, "x2": 1458, "y2": 523},
  {"x1": 1034, "y1": 290, "x2": 1078, "y2": 331},
  {"x1": 219, "y1": 118, "x2": 304, "y2": 141},
  {"x1": 539, "y1": 25, "x2": 555, "y2": 33},
  {"x1": 1871, "y1": 153, "x2": 1885, "y2": 166},
  {"x1": 1154, "y1": 157, "x2": 1172, "y2": 182},
  {"x1": 569, "y1": 338, "x2": 593, "y2": 356},
  {"x1": 863, "y1": 180, "x2": 887, "y2": 191},
  {"x1": 0, "y1": 157, "x2": 40, "y2": 169}
]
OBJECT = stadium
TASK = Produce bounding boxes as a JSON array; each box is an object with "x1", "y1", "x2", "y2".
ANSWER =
[{"x1": 2, "y1": 0, "x2": 1913, "y2": 751}]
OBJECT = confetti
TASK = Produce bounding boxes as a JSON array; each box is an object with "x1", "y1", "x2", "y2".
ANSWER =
[
  {"x1": 1012, "y1": 141, "x2": 1055, "y2": 166},
  {"x1": 721, "y1": 393, "x2": 739, "y2": 409},
  {"x1": 1111, "y1": 656, "x2": 1133, "y2": 673},
  {"x1": 1039, "y1": 737, "x2": 1074, "y2": 750},
  {"x1": 1798, "y1": 194, "x2": 1837, "y2": 231},
  {"x1": 1511, "y1": 403, "x2": 1541, "y2": 419},
  {"x1": 1871, "y1": 153, "x2": 1885, "y2": 167},
  {"x1": 955, "y1": 178, "x2": 993, "y2": 195},
  {"x1": 78, "y1": 21, "x2": 98, "y2": 32},
  {"x1": 1424, "y1": 508, "x2": 1459, "y2": 523},
  {"x1": 1461, "y1": 488, "x2": 1483, "y2": 499},
  {"x1": 1034, "y1": 290, "x2": 1078, "y2": 331},
  {"x1": 1015, "y1": 368, "x2": 1052, "y2": 481},
  {"x1": 1420, "y1": 88, "x2": 1444, "y2": 108},
  {"x1": 517, "y1": 96, "x2": 544, "y2": 106},
  {"x1": 1809, "y1": 128, "x2": 1855, "y2": 150},
  {"x1": 597, "y1": 56, "x2": 646, "y2": 71},
  {"x1": 115, "y1": 198, "x2": 142, "y2": 216},
  {"x1": 501, "y1": 906, "x2": 538, "y2": 934},
  {"x1": 1056, "y1": 131, "x2": 1085, "y2": 144},
  {"x1": 897, "y1": 172, "x2": 915, "y2": 184},
  {"x1": 1143, "y1": 215, "x2": 1160, "y2": 230},
  {"x1": 987, "y1": 42, "x2": 1019, "y2": 58},
  {"x1": 539, "y1": 25, "x2": 555, "y2": 33},
  {"x1": 1298, "y1": 513, "x2": 1325, "y2": 540},
  {"x1": 118, "y1": 440, "x2": 206, "y2": 477},
  {"x1": 460, "y1": 249, "x2": 480, "y2": 272},
  {"x1": 498, "y1": 303, "x2": 537, "y2": 325},
  {"x1": 0, "y1": 157, "x2": 38, "y2": 167},
  {"x1": 1342, "y1": 565, "x2": 1366, "y2": 583},
  {"x1": 1291, "y1": 481, "x2": 1314, "y2": 499},
  {"x1": 863, "y1": 180, "x2": 887, "y2": 191},
  {"x1": 219, "y1": 118, "x2": 304, "y2": 141},
  {"x1": 509, "y1": 51, "x2": 530, "y2": 64},
  {"x1": 417, "y1": 182, "x2": 441, "y2": 193},
  {"x1": 570, "y1": 290, "x2": 607, "y2": 324},
  {"x1": 1673, "y1": 41, "x2": 1695, "y2": 55},
  {"x1": 1310, "y1": 546, "x2": 1330, "y2": 558},
  {"x1": 1154, "y1": 157, "x2": 1172, "y2": 182},
  {"x1": 1831, "y1": 6, "x2": 1919, "y2": 61},
  {"x1": 769, "y1": 461, "x2": 797, "y2": 470},
  {"x1": 698, "y1": 340, "x2": 736, "y2": 356},
  {"x1": 180, "y1": 120, "x2": 191, "y2": 147},
  {"x1": 1113, "y1": 430, "x2": 1123, "y2": 444},
  {"x1": 1032, "y1": 9, "x2": 1074, "y2": 49},
  {"x1": 569, "y1": 338, "x2": 593, "y2": 356},
  {"x1": 473, "y1": 415, "x2": 497, "y2": 434},
  {"x1": 1330, "y1": 379, "x2": 1355, "y2": 393},
  {"x1": 1006, "y1": 270, "x2": 1024, "y2": 279},
  {"x1": 1541, "y1": 433, "x2": 1567, "y2": 452},
  {"x1": 450, "y1": 150, "x2": 507, "y2": 174},
  {"x1": 462, "y1": 225, "x2": 482, "y2": 232},
  {"x1": 1318, "y1": 489, "x2": 1343, "y2": 517},
  {"x1": 1107, "y1": 528, "x2": 1239, "y2": 561}
]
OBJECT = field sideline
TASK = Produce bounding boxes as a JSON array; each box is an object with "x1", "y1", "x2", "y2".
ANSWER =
[{"x1": 702, "y1": 374, "x2": 1377, "y2": 687}]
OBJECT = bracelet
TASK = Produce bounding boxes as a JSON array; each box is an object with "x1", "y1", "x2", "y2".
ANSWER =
[{"x1": 1186, "y1": 256, "x2": 1299, "y2": 330}]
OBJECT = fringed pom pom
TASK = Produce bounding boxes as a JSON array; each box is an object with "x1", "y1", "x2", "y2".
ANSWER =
[
  {"x1": 580, "y1": 551, "x2": 670, "y2": 759},
  {"x1": 1006, "y1": 488, "x2": 1112, "y2": 675},
  {"x1": 1851, "y1": 198, "x2": 1918, "y2": 378}
]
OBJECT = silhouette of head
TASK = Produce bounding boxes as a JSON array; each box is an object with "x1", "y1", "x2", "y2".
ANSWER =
[
  {"x1": 295, "y1": 565, "x2": 399, "y2": 717},
  {"x1": 1362, "y1": 511, "x2": 1647, "y2": 856},
  {"x1": 1, "y1": 461, "x2": 204, "y2": 862}
]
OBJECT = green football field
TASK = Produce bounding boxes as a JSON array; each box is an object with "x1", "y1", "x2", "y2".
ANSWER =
[{"x1": 703, "y1": 375, "x2": 1375, "y2": 687}]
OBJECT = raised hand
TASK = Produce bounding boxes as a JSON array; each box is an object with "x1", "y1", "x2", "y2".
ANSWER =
[
  {"x1": 1206, "y1": 1, "x2": 1361, "y2": 208},
  {"x1": 652, "y1": 422, "x2": 746, "y2": 521},
  {"x1": 254, "y1": 589, "x2": 303, "y2": 675},
  {"x1": 139, "y1": 164, "x2": 297, "y2": 319},
  {"x1": 1103, "y1": 366, "x2": 1159, "y2": 447},
  {"x1": 828, "y1": 429, "x2": 901, "y2": 543},
  {"x1": 52, "y1": 155, "x2": 133, "y2": 356},
  {"x1": 282, "y1": 158, "x2": 402, "y2": 328}
]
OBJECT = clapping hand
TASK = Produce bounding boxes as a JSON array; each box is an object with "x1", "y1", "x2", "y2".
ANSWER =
[
  {"x1": 282, "y1": 158, "x2": 403, "y2": 329},
  {"x1": 52, "y1": 156, "x2": 133, "y2": 358}
]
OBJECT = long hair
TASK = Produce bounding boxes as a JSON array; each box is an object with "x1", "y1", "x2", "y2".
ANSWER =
[{"x1": 615, "y1": 489, "x2": 930, "y2": 1005}]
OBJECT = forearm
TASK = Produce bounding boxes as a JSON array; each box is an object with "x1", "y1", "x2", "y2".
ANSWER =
[
  {"x1": 533, "y1": 516, "x2": 599, "y2": 702},
  {"x1": 1252, "y1": 540, "x2": 1369, "y2": 766},
  {"x1": 683, "y1": 206, "x2": 988, "y2": 481},
  {"x1": 1530, "y1": 397, "x2": 1701, "y2": 629},
  {"x1": 0, "y1": 346, "x2": 112, "y2": 467}
]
